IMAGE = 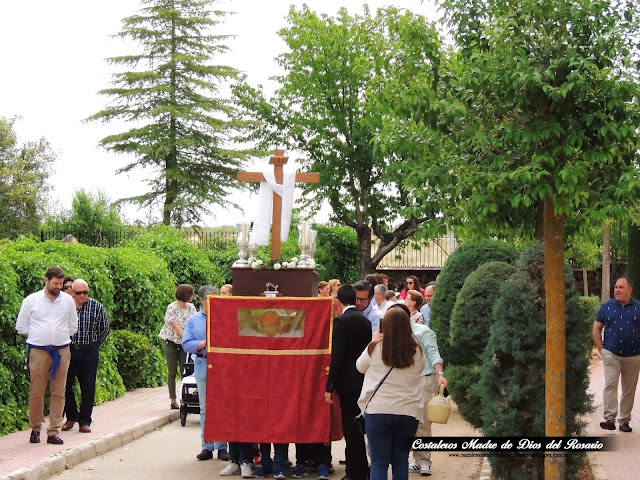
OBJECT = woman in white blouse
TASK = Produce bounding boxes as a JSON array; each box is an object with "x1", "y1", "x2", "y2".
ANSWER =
[
  {"x1": 356, "y1": 306, "x2": 425, "y2": 480},
  {"x1": 158, "y1": 284, "x2": 196, "y2": 409}
]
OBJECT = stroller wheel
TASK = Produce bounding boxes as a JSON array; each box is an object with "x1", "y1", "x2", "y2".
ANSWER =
[{"x1": 180, "y1": 407, "x2": 187, "y2": 427}]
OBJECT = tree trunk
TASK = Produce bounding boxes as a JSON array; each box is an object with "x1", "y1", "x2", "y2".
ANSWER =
[
  {"x1": 543, "y1": 196, "x2": 566, "y2": 480},
  {"x1": 602, "y1": 224, "x2": 611, "y2": 302},
  {"x1": 357, "y1": 227, "x2": 373, "y2": 280},
  {"x1": 628, "y1": 221, "x2": 640, "y2": 291},
  {"x1": 582, "y1": 267, "x2": 589, "y2": 296}
]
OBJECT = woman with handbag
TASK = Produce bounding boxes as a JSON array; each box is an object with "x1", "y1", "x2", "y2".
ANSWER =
[{"x1": 356, "y1": 306, "x2": 425, "y2": 480}]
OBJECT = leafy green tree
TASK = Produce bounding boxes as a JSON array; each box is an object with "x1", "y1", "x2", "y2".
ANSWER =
[
  {"x1": 41, "y1": 189, "x2": 124, "y2": 242},
  {"x1": 398, "y1": 0, "x2": 640, "y2": 475},
  {"x1": 0, "y1": 117, "x2": 55, "y2": 238},
  {"x1": 233, "y1": 6, "x2": 448, "y2": 278},
  {"x1": 88, "y1": 0, "x2": 255, "y2": 226}
]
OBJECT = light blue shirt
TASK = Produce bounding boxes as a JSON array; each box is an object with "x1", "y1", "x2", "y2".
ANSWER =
[
  {"x1": 410, "y1": 320, "x2": 443, "y2": 376},
  {"x1": 182, "y1": 311, "x2": 207, "y2": 356},
  {"x1": 420, "y1": 303, "x2": 431, "y2": 327},
  {"x1": 362, "y1": 302, "x2": 382, "y2": 335}
]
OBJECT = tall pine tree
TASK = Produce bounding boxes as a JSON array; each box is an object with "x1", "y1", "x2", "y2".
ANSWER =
[{"x1": 89, "y1": 0, "x2": 254, "y2": 226}]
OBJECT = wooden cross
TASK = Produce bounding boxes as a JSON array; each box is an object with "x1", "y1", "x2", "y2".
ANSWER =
[{"x1": 237, "y1": 149, "x2": 320, "y2": 259}]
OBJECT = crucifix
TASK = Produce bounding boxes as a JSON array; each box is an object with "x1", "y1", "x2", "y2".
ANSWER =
[{"x1": 237, "y1": 149, "x2": 320, "y2": 259}]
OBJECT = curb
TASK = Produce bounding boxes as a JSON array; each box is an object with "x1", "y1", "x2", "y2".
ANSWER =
[{"x1": 0, "y1": 411, "x2": 179, "y2": 480}]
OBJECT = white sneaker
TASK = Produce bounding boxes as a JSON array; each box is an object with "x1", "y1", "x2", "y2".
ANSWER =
[
  {"x1": 420, "y1": 465, "x2": 431, "y2": 476},
  {"x1": 221, "y1": 463, "x2": 242, "y2": 476},
  {"x1": 409, "y1": 463, "x2": 421, "y2": 473},
  {"x1": 241, "y1": 463, "x2": 254, "y2": 478}
]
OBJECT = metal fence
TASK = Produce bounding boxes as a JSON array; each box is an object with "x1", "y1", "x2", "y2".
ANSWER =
[{"x1": 373, "y1": 236, "x2": 458, "y2": 270}]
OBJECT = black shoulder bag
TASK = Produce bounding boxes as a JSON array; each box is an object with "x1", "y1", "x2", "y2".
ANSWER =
[{"x1": 354, "y1": 367, "x2": 394, "y2": 435}]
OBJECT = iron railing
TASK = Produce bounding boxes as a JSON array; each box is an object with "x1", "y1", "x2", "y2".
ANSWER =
[{"x1": 373, "y1": 236, "x2": 458, "y2": 270}]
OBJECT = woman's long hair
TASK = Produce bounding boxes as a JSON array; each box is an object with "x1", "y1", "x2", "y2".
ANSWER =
[{"x1": 368, "y1": 307, "x2": 421, "y2": 368}]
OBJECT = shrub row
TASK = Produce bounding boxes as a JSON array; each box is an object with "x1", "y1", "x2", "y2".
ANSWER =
[{"x1": 433, "y1": 242, "x2": 593, "y2": 479}]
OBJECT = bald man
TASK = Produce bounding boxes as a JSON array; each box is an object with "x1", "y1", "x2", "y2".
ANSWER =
[{"x1": 62, "y1": 279, "x2": 110, "y2": 433}]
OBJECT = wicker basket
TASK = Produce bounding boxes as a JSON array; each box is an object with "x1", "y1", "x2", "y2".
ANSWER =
[{"x1": 426, "y1": 384, "x2": 451, "y2": 424}]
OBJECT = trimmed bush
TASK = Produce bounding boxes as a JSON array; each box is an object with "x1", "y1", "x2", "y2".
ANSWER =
[
  {"x1": 0, "y1": 341, "x2": 29, "y2": 435},
  {"x1": 106, "y1": 247, "x2": 175, "y2": 338},
  {"x1": 95, "y1": 337, "x2": 126, "y2": 403},
  {"x1": 124, "y1": 225, "x2": 225, "y2": 288},
  {"x1": 480, "y1": 243, "x2": 592, "y2": 479},
  {"x1": 430, "y1": 239, "x2": 518, "y2": 362},
  {"x1": 447, "y1": 261, "x2": 516, "y2": 428},
  {"x1": 110, "y1": 330, "x2": 167, "y2": 390},
  {"x1": 0, "y1": 256, "x2": 23, "y2": 345}
]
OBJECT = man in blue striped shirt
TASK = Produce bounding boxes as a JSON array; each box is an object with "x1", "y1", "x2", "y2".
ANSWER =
[{"x1": 62, "y1": 279, "x2": 110, "y2": 434}]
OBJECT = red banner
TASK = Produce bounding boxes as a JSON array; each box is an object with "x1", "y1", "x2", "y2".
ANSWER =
[{"x1": 205, "y1": 296, "x2": 339, "y2": 444}]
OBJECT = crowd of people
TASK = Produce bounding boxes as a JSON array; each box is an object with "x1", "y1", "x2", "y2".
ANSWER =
[{"x1": 15, "y1": 259, "x2": 640, "y2": 480}]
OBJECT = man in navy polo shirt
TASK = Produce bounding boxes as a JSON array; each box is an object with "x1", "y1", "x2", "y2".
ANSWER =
[{"x1": 593, "y1": 276, "x2": 640, "y2": 432}]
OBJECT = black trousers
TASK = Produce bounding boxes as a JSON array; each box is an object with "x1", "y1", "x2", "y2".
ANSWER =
[
  {"x1": 339, "y1": 391, "x2": 368, "y2": 480},
  {"x1": 64, "y1": 346, "x2": 100, "y2": 426}
]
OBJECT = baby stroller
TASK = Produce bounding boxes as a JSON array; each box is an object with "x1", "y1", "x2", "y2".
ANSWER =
[{"x1": 180, "y1": 353, "x2": 200, "y2": 426}]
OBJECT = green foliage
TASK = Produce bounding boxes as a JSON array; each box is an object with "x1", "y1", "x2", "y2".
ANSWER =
[
  {"x1": 106, "y1": 248, "x2": 175, "y2": 338},
  {"x1": 0, "y1": 341, "x2": 29, "y2": 435},
  {"x1": 110, "y1": 330, "x2": 167, "y2": 390},
  {"x1": 628, "y1": 221, "x2": 640, "y2": 290},
  {"x1": 94, "y1": 337, "x2": 126, "y2": 403},
  {"x1": 447, "y1": 261, "x2": 516, "y2": 429},
  {"x1": 434, "y1": 0, "x2": 640, "y2": 235},
  {"x1": 0, "y1": 238, "x2": 117, "y2": 318},
  {"x1": 88, "y1": 0, "x2": 257, "y2": 226},
  {"x1": 481, "y1": 244, "x2": 592, "y2": 479},
  {"x1": 205, "y1": 241, "x2": 238, "y2": 285},
  {"x1": 315, "y1": 225, "x2": 360, "y2": 283},
  {"x1": 578, "y1": 295, "x2": 601, "y2": 353},
  {"x1": 233, "y1": 6, "x2": 448, "y2": 276},
  {"x1": 430, "y1": 240, "x2": 518, "y2": 362},
  {"x1": 40, "y1": 189, "x2": 124, "y2": 242},
  {"x1": 124, "y1": 225, "x2": 224, "y2": 288},
  {"x1": 0, "y1": 256, "x2": 23, "y2": 345},
  {"x1": 0, "y1": 117, "x2": 55, "y2": 239}
]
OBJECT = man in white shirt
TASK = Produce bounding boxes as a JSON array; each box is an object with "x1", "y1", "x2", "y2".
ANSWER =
[
  {"x1": 373, "y1": 284, "x2": 392, "y2": 316},
  {"x1": 16, "y1": 266, "x2": 78, "y2": 445}
]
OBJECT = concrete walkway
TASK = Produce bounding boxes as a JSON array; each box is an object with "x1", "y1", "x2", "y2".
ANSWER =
[
  {"x1": 0, "y1": 361, "x2": 636, "y2": 480},
  {"x1": 585, "y1": 360, "x2": 640, "y2": 480},
  {"x1": 0, "y1": 386, "x2": 177, "y2": 480}
]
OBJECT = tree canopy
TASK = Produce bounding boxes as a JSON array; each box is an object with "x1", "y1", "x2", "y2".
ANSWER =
[
  {"x1": 88, "y1": 0, "x2": 256, "y2": 226},
  {"x1": 233, "y1": 6, "x2": 450, "y2": 277},
  {"x1": 0, "y1": 117, "x2": 55, "y2": 238}
]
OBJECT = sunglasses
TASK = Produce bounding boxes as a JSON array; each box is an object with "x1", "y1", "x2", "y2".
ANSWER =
[
  {"x1": 73, "y1": 290, "x2": 89, "y2": 295},
  {"x1": 62, "y1": 285, "x2": 72, "y2": 291}
]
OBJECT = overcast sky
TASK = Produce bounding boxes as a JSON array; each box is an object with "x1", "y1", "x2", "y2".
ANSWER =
[{"x1": 0, "y1": 0, "x2": 437, "y2": 227}]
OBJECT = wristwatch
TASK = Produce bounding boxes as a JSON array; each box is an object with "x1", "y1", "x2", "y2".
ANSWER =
[{"x1": 437, "y1": 371, "x2": 444, "y2": 376}]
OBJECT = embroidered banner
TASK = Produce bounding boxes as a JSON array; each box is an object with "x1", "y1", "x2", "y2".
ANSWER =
[{"x1": 205, "y1": 296, "x2": 338, "y2": 443}]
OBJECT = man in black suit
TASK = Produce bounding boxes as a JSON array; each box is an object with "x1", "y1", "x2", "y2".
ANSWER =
[{"x1": 325, "y1": 284, "x2": 372, "y2": 480}]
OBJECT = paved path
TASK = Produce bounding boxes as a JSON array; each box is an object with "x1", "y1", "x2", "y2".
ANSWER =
[
  {"x1": 1, "y1": 361, "x2": 637, "y2": 480},
  {"x1": 0, "y1": 386, "x2": 176, "y2": 480},
  {"x1": 585, "y1": 360, "x2": 639, "y2": 480}
]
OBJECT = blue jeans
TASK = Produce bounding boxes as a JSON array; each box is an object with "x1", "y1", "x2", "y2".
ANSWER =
[
  {"x1": 194, "y1": 356, "x2": 226, "y2": 451},
  {"x1": 260, "y1": 443, "x2": 289, "y2": 468},
  {"x1": 365, "y1": 414, "x2": 419, "y2": 480}
]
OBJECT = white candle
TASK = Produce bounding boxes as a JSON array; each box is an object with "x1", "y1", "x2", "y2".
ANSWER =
[
  {"x1": 241, "y1": 222, "x2": 247, "y2": 242},
  {"x1": 301, "y1": 221, "x2": 307, "y2": 246}
]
